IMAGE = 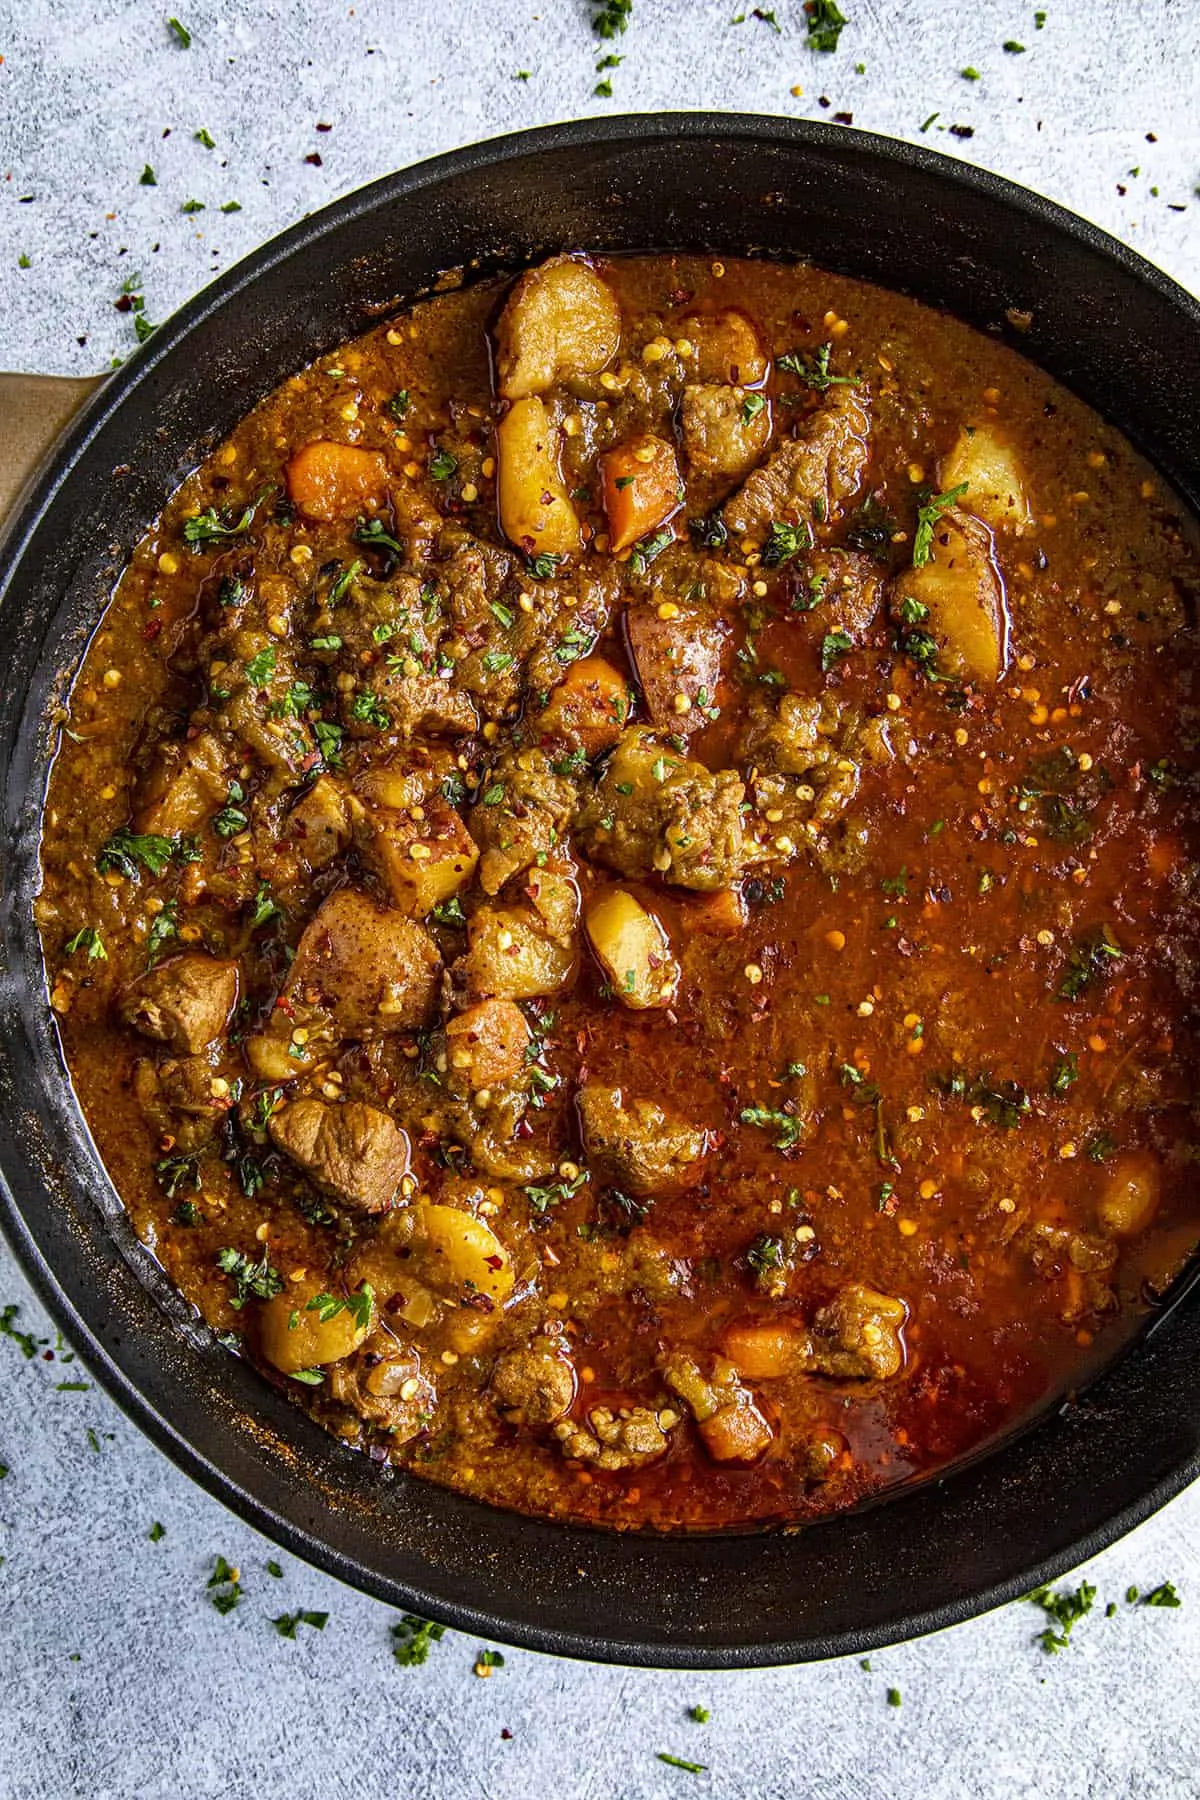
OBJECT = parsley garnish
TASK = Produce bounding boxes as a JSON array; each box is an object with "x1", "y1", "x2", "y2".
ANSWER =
[
  {"x1": 527, "y1": 551, "x2": 564, "y2": 579},
  {"x1": 431, "y1": 896, "x2": 467, "y2": 928},
  {"x1": 195, "y1": 127, "x2": 216, "y2": 148},
  {"x1": 354, "y1": 517, "x2": 404, "y2": 556},
  {"x1": 912, "y1": 482, "x2": 969, "y2": 568},
  {"x1": 350, "y1": 692, "x2": 391, "y2": 730},
  {"x1": 213, "y1": 780, "x2": 249, "y2": 837},
  {"x1": 64, "y1": 925, "x2": 107, "y2": 961},
  {"x1": 1049, "y1": 1054, "x2": 1078, "y2": 1096},
  {"x1": 739, "y1": 1105, "x2": 805, "y2": 1150},
  {"x1": 593, "y1": 0, "x2": 632, "y2": 39},
  {"x1": 741, "y1": 391, "x2": 767, "y2": 425},
  {"x1": 183, "y1": 496, "x2": 262, "y2": 547},
  {"x1": 243, "y1": 646, "x2": 276, "y2": 688},
  {"x1": 657, "y1": 1754, "x2": 706, "y2": 1775},
  {"x1": 305, "y1": 1284, "x2": 374, "y2": 1332},
  {"x1": 805, "y1": 0, "x2": 847, "y2": 51},
  {"x1": 761, "y1": 518, "x2": 812, "y2": 566},
  {"x1": 777, "y1": 341, "x2": 856, "y2": 390},
  {"x1": 273, "y1": 1610, "x2": 329, "y2": 1637},
  {"x1": 629, "y1": 528, "x2": 674, "y2": 575},
  {"x1": 1142, "y1": 1582, "x2": 1182, "y2": 1608},
  {"x1": 525, "y1": 1169, "x2": 589, "y2": 1215},
  {"x1": 207, "y1": 1555, "x2": 242, "y2": 1615},
  {"x1": 96, "y1": 827, "x2": 183, "y2": 880},
  {"x1": 387, "y1": 390, "x2": 410, "y2": 421},
  {"x1": 935, "y1": 1069, "x2": 1030, "y2": 1129},
  {"x1": 167, "y1": 16, "x2": 191, "y2": 46},
  {"x1": 148, "y1": 1521, "x2": 166, "y2": 1541},
  {"x1": 1028, "y1": 1580, "x2": 1095, "y2": 1653},
  {"x1": 329, "y1": 559, "x2": 365, "y2": 605},
  {"x1": 391, "y1": 1614, "x2": 446, "y2": 1667},
  {"x1": 429, "y1": 448, "x2": 458, "y2": 482},
  {"x1": 1057, "y1": 926, "x2": 1122, "y2": 1002},
  {"x1": 215, "y1": 1245, "x2": 283, "y2": 1308},
  {"x1": 821, "y1": 629, "x2": 854, "y2": 672},
  {"x1": 146, "y1": 900, "x2": 179, "y2": 962}
]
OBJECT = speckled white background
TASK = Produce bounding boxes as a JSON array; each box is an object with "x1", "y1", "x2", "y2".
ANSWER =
[{"x1": 2, "y1": 2, "x2": 1200, "y2": 1796}]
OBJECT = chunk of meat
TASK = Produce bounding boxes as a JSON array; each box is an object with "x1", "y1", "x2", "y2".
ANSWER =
[
  {"x1": 801, "y1": 548, "x2": 884, "y2": 637},
  {"x1": 940, "y1": 424, "x2": 1033, "y2": 531},
  {"x1": 1020, "y1": 1220, "x2": 1118, "y2": 1322},
  {"x1": 492, "y1": 1336, "x2": 577, "y2": 1425},
  {"x1": 285, "y1": 889, "x2": 442, "y2": 1034},
  {"x1": 554, "y1": 1404, "x2": 671, "y2": 1471},
  {"x1": 327, "y1": 1343, "x2": 435, "y2": 1443},
  {"x1": 287, "y1": 775, "x2": 351, "y2": 872},
  {"x1": 600, "y1": 434, "x2": 683, "y2": 553},
  {"x1": 286, "y1": 440, "x2": 390, "y2": 523},
  {"x1": 496, "y1": 254, "x2": 622, "y2": 400},
  {"x1": 577, "y1": 1082, "x2": 706, "y2": 1196},
  {"x1": 660, "y1": 1351, "x2": 774, "y2": 1465},
  {"x1": 584, "y1": 887, "x2": 679, "y2": 1010},
  {"x1": 625, "y1": 603, "x2": 726, "y2": 736},
  {"x1": 445, "y1": 998, "x2": 529, "y2": 1089},
  {"x1": 809, "y1": 1283, "x2": 907, "y2": 1380},
  {"x1": 681, "y1": 384, "x2": 772, "y2": 482},
  {"x1": 677, "y1": 308, "x2": 768, "y2": 385},
  {"x1": 722, "y1": 384, "x2": 871, "y2": 538},
  {"x1": 532, "y1": 655, "x2": 632, "y2": 757},
  {"x1": 133, "y1": 731, "x2": 228, "y2": 837},
  {"x1": 578, "y1": 726, "x2": 747, "y2": 892},
  {"x1": 131, "y1": 1054, "x2": 228, "y2": 1152},
  {"x1": 354, "y1": 794, "x2": 479, "y2": 917},
  {"x1": 890, "y1": 507, "x2": 1009, "y2": 685},
  {"x1": 268, "y1": 1097, "x2": 410, "y2": 1213},
  {"x1": 496, "y1": 396, "x2": 581, "y2": 561},
  {"x1": 468, "y1": 748, "x2": 578, "y2": 895},
  {"x1": 118, "y1": 953, "x2": 239, "y2": 1054}
]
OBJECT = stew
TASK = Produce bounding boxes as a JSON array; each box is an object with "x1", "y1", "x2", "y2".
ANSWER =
[{"x1": 36, "y1": 253, "x2": 1200, "y2": 1530}]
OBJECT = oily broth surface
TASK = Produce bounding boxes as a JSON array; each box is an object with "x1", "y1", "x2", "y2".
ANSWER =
[{"x1": 36, "y1": 254, "x2": 1200, "y2": 1530}]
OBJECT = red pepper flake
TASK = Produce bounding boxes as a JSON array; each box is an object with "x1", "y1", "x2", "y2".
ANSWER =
[
  {"x1": 315, "y1": 121, "x2": 333, "y2": 132},
  {"x1": 304, "y1": 152, "x2": 323, "y2": 167},
  {"x1": 144, "y1": 619, "x2": 163, "y2": 641},
  {"x1": 834, "y1": 111, "x2": 854, "y2": 125},
  {"x1": 949, "y1": 124, "x2": 975, "y2": 139}
]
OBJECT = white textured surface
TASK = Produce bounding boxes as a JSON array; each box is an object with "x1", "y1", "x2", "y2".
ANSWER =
[{"x1": 2, "y1": 3, "x2": 1200, "y2": 1796}]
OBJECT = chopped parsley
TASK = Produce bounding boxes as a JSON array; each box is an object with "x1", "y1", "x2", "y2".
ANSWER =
[
  {"x1": 148, "y1": 1521, "x2": 166, "y2": 1541},
  {"x1": 821, "y1": 629, "x2": 854, "y2": 672},
  {"x1": 526, "y1": 551, "x2": 563, "y2": 579},
  {"x1": 935, "y1": 1069, "x2": 1030, "y2": 1129},
  {"x1": 1142, "y1": 1582, "x2": 1182, "y2": 1608},
  {"x1": 146, "y1": 900, "x2": 179, "y2": 962},
  {"x1": 1057, "y1": 926, "x2": 1122, "y2": 1002},
  {"x1": 287, "y1": 1367, "x2": 325, "y2": 1386},
  {"x1": 429, "y1": 448, "x2": 458, "y2": 482},
  {"x1": 213, "y1": 780, "x2": 249, "y2": 837},
  {"x1": 887, "y1": 1687, "x2": 902, "y2": 1708},
  {"x1": 273, "y1": 1610, "x2": 329, "y2": 1638},
  {"x1": 912, "y1": 482, "x2": 969, "y2": 568},
  {"x1": 243, "y1": 646, "x2": 276, "y2": 688},
  {"x1": 1028, "y1": 1579, "x2": 1095, "y2": 1653},
  {"x1": 64, "y1": 925, "x2": 107, "y2": 961},
  {"x1": 305, "y1": 1284, "x2": 374, "y2": 1332},
  {"x1": 777, "y1": 341, "x2": 856, "y2": 390},
  {"x1": 167, "y1": 16, "x2": 191, "y2": 46},
  {"x1": 689, "y1": 1705, "x2": 710, "y2": 1724},
  {"x1": 739, "y1": 1104, "x2": 805, "y2": 1151},
  {"x1": 657, "y1": 1753, "x2": 707, "y2": 1775},
  {"x1": 431, "y1": 896, "x2": 467, "y2": 928},
  {"x1": 329, "y1": 559, "x2": 365, "y2": 605},
  {"x1": 391, "y1": 1614, "x2": 446, "y2": 1667},
  {"x1": 741, "y1": 391, "x2": 767, "y2": 425},
  {"x1": 387, "y1": 390, "x2": 410, "y2": 421},
  {"x1": 1049, "y1": 1054, "x2": 1078, "y2": 1096},
  {"x1": 354, "y1": 517, "x2": 404, "y2": 556},
  {"x1": 139, "y1": 164, "x2": 158, "y2": 186},
  {"x1": 96, "y1": 828, "x2": 177, "y2": 880},
  {"x1": 525, "y1": 1169, "x2": 589, "y2": 1215},
  {"x1": 207, "y1": 1555, "x2": 242, "y2": 1615},
  {"x1": 183, "y1": 496, "x2": 262, "y2": 547},
  {"x1": 349, "y1": 692, "x2": 392, "y2": 730},
  {"x1": 593, "y1": 0, "x2": 632, "y2": 39},
  {"x1": 761, "y1": 518, "x2": 812, "y2": 567},
  {"x1": 629, "y1": 528, "x2": 674, "y2": 575},
  {"x1": 195, "y1": 127, "x2": 216, "y2": 148},
  {"x1": 215, "y1": 1245, "x2": 283, "y2": 1309}
]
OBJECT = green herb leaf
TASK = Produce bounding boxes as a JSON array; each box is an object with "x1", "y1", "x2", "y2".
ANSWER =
[
  {"x1": 1028, "y1": 1580, "x2": 1095, "y2": 1652},
  {"x1": 64, "y1": 925, "x2": 108, "y2": 962},
  {"x1": 354, "y1": 517, "x2": 404, "y2": 557},
  {"x1": 391, "y1": 1613, "x2": 446, "y2": 1667},
  {"x1": 96, "y1": 828, "x2": 177, "y2": 880},
  {"x1": 657, "y1": 1753, "x2": 707, "y2": 1775},
  {"x1": 215, "y1": 1245, "x2": 283, "y2": 1308},
  {"x1": 912, "y1": 482, "x2": 969, "y2": 567},
  {"x1": 821, "y1": 629, "x2": 854, "y2": 672},
  {"x1": 429, "y1": 448, "x2": 458, "y2": 482},
  {"x1": 777, "y1": 341, "x2": 856, "y2": 390},
  {"x1": 139, "y1": 164, "x2": 158, "y2": 186},
  {"x1": 762, "y1": 518, "x2": 812, "y2": 567},
  {"x1": 740, "y1": 1105, "x2": 805, "y2": 1151},
  {"x1": 167, "y1": 16, "x2": 191, "y2": 46}
]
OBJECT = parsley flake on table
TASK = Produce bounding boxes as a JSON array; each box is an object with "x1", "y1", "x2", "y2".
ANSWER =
[
  {"x1": 391, "y1": 1613, "x2": 446, "y2": 1666},
  {"x1": 166, "y1": 16, "x2": 191, "y2": 47},
  {"x1": 658, "y1": 1752, "x2": 707, "y2": 1774},
  {"x1": 1028, "y1": 1579, "x2": 1096, "y2": 1652},
  {"x1": 273, "y1": 1610, "x2": 329, "y2": 1638},
  {"x1": 805, "y1": 0, "x2": 848, "y2": 52}
]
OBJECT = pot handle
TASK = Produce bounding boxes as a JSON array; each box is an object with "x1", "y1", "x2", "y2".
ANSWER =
[{"x1": 0, "y1": 373, "x2": 106, "y2": 530}]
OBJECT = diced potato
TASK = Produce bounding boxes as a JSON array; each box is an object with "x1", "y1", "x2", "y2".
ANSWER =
[
  {"x1": 244, "y1": 1015, "x2": 316, "y2": 1082},
  {"x1": 585, "y1": 888, "x2": 679, "y2": 1010},
  {"x1": 698, "y1": 1398, "x2": 774, "y2": 1465},
  {"x1": 534, "y1": 655, "x2": 632, "y2": 756},
  {"x1": 680, "y1": 384, "x2": 772, "y2": 481},
  {"x1": 1097, "y1": 1152, "x2": 1161, "y2": 1239},
  {"x1": 525, "y1": 864, "x2": 580, "y2": 938},
  {"x1": 286, "y1": 440, "x2": 390, "y2": 523},
  {"x1": 417, "y1": 1203, "x2": 515, "y2": 1304},
  {"x1": 600, "y1": 435, "x2": 683, "y2": 553},
  {"x1": 940, "y1": 425, "x2": 1033, "y2": 531},
  {"x1": 355, "y1": 796, "x2": 479, "y2": 917},
  {"x1": 134, "y1": 731, "x2": 229, "y2": 838},
  {"x1": 465, "y1": 905, "x2": 576, "y2": 1001},
  {"x1": 721, "y1": 1318, "x2": 810, "y2": 1379},
  {"x1": 353, "y1": 750, "x2": 445, "y2": 813},
  {"x1": 258, "y1": 1277, "x2": 373, "y2": 1374},
  {"x1": 891, "y1": 509, "x2": 1008, "y2": 685},
  {"x1": 445, "y1": 998, "x2": 529, "y2": 1089},
  {"x1": 677, "y1": 309, "x2": 768, "y2": 385},
  {"x1": 288, "y1": 775, "x2": 351, "y2": 872},
  {"x1": 684, "y1": 887, "x2": 747, "y2": 936},
  {"x1": 496, "y1": 396, "x2": 581, "y2": 561},
  {"x1": 496, "y1": 254, "x2": 622, "y2": 400}
]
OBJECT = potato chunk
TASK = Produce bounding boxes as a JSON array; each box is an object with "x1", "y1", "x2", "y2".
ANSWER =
[
  {"x1": 445, "y1": 998, "x2": 529, "y2": 1089},
  {"x1": 1097, "y1": 1152, "x2": 1160, "y2": 1239},
  {"x1": 721, "y1": 1318, "x2": 811, "y2": 1380},
  {"x1": 287, "y1": 775, "x2": 351, "y2": 872},
  {"x1": 891, "y1": 508, "x2": 1008, "y2": 685},
  {"x1": 464, "y1": 905, "x2": 576, "y2": 1001},
  {"x1": 496, "y1": 396, "x2": 581, "y2": 561},
  {"x1": 585, "y1": 888, "x2": 679, "y2": 1010},
  {"x1": 285, "y1": 888, "x2": 442, "y2": 1033},
  {"x1": 600, "y1": 434, "x2": 683, "y2": 552},
  {"x1": 534, "y1": 655, "x2": 632, "y2": 757},
  {"x1": 681, "y1": 384, "x2": 772, "y2": 481},
  {"x1": 286, "y1": 440, "x2": 390, "y2": 523},
  {"x1": 940, "y1": 425, "x2": 1033, "y2": 531},
  {"x1": 496, "y1": 254, "x2": 621, "y2": 400},
  {"x1": 417, "y1": 1203, "x2": 515, "y2": 1304},
  {"x1": 258, "y1": 1276, "x2": 374, "y2": 1374},
  {"x1": 355, "y1": 795, "x2": 479, "y2": 917}
]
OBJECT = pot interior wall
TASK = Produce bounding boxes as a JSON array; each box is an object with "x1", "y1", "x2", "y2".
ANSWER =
[{"x1": 2, "y1": 117, "x2": 1199, "y2": 1667}]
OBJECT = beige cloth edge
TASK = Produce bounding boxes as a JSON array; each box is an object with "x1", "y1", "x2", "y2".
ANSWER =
[{"x1": 0, "y1": 372, "x2": 104, "y2": 530}]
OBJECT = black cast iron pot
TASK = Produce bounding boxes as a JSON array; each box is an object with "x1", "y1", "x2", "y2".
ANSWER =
[{"x1": 3, "y1": 115, "x2": 1200, "y2": 1669}]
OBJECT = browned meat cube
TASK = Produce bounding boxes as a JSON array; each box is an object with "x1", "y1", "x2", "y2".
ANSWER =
[
  {"x1": 445, "y1": 998, "x2": 529, "y2": 1089},
  {"x1": 117, "y1": 953, "x2": 239, "y2": 1054},
  {"x1": 327, "y1": 1344, "x2": 435, "y2": 1442},
  {"x1": 680, "y1": 384, "x2": 772, "y2": 482},
  {"x1": 625, "y1": 603, "x2": 726, "y2": 736},
  {"x1": 354, "y1": 795, "x2": 479, "y2": 917},
  {"x1": 492, "y1": 1335, "x2": 577, "y2": 1425},
  {"x1": 722, "y1": 384, "x2": 871, "y2": 539},
  {"x1": 287, "y1": 776, "x2": 351, "y2": 872},
  {"x1": 801, "y1": 547, "x2": 884, "y2": 637},
  {"x1": 577, "y1": 1082, "x2": 706, "y2": 1197},
  {"x1": 134, "y1": 731, "x2": 228, "y2": 837},
  {"x1": 578, "y1": 728, "x2": 747, "y2": 892},
  {"x1": 285, "y1": 889, "x2": 442, "y2": 1034},
  {"x1": 131, "y1": 1054, "x2": 229, "y2": 1151},
  {"x1": 268, "y1": 1097, "x2": 410, "y2": 1212},
  {"x1": 468, "y1": 749, "x2": 579, "y2": 895},
  {"x1": 809, "y1": 1283, "x2": 907, "y2": 1380}
]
